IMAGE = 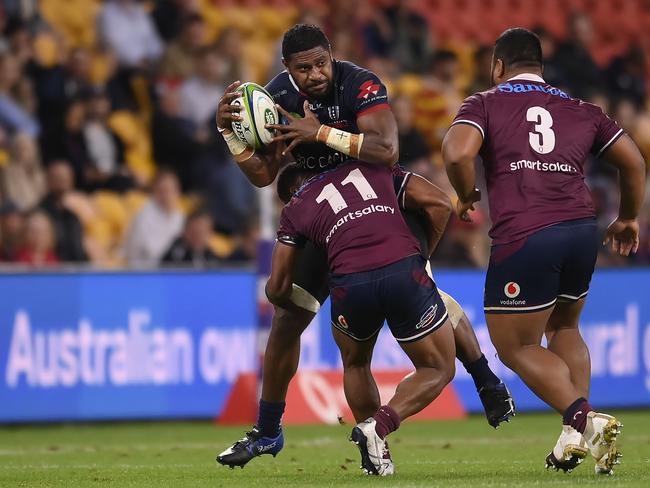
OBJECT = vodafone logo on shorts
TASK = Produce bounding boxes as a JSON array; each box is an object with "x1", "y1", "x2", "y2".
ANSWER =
[
  {"x1": 337, "y1": 315, "x2": 349, "y2": 329},
  {"x1": 504, "y1": 281, "x2": 521, "y2": 298}
]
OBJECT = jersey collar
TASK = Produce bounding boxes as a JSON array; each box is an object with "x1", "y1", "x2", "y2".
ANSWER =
[{"x1": 507, "y1": 73, "x2": 545, "y2": 83}]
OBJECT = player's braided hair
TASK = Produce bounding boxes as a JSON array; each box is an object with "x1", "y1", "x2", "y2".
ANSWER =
[
  {"x1": 282, "y1": 24, "x2": 330, "y2": 60},
  {"x1": 494, "y1": 28, "x2": 542, "y2": 69}
]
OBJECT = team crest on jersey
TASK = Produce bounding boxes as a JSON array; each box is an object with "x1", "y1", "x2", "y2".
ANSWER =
[
  {"x1": 337, "y1": 315, "x2": 349, "y2": 329},
  {"x1": 328, "y1": 106, "x2": 340, "y2": 120},
  {"x1": 357, "y1": 80, "x2": 380, "y2": 99},
  {"x1": 504, "y1": 281, "x2": 521, "y2": 298}
]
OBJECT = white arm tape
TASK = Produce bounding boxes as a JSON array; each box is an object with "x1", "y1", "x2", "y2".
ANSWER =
[{"x1": 290, "y1": 284, "x2": 321, "y2": 313}]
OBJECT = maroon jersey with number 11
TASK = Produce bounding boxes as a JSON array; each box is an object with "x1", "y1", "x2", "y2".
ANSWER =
[{"x1": 277, "y1": 162, "x2": 420, "y2": 274}]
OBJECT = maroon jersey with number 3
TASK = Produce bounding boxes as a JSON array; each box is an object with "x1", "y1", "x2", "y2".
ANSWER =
[
  {"x1": 277, "y1": 162, "x2": 420, "y2": 274},
  {"x1": 452, "y1": 74, "x2": 624, "y2": 245}
]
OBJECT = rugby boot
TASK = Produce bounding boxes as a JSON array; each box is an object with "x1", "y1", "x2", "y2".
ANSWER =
[
  {"x1": 545, "y1": 425, "x2": 588, "y2": 472},
  {"x1": 216, "y1": 426, "x2": 284, "y2": 468},
  {"x1": 583, "y1": 411, "x2": 623, "y2": 475},
  {"x1": 350, "y1": 418, "x2": 395, "y2": 476},
  {"x1": 479, "y1": 382, "x2": 516, "y2": 428}
]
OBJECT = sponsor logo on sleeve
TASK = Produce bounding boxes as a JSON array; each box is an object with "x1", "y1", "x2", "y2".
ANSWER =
[{"x1": 357, "y1": 80, "x2": 380, "y2": 99}]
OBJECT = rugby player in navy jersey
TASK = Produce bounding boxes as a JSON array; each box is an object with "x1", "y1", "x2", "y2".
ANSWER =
[
  {"x1": 266, "y1": 160, "x2": 456, "y2": 475},
  {"x1": 442, "y1": 28, "x2": 646, "y2": 475},
  {"x1": 215, "y1": 24, "x2": 514, "y2": 469}
]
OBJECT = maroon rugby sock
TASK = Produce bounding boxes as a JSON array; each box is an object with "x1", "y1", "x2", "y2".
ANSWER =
[
  {"x1": 373, "y1": 405, "x2": 400, "y2": 439},
  {"x1": 563, "y1": 397, "x2": 593, "y2": 434}
]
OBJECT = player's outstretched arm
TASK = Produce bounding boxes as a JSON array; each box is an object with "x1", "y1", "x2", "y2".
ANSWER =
[
  {"x1": 403, "y1": 174, "x2": 453, "y2": 256},
  {"x1": 602, "y1": 134, "x2": 646, "y2": 256},
  {"x1": 265, "y1": 241, "x2": 299, "y2": 308},
  {"x1": 442, "y1": 124, "x2": 483, "y2": 221},
  {"x1": 216, "y1": 81, "x2": 285, "y2": 187},
  {"x1": 267, "y1": 101, "x2": 398, "y2": 167}
]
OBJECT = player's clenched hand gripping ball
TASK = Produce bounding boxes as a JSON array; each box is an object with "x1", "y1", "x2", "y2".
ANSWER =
[{"x1": 230, "y1": 82, "x2": 278, "y2": 150}]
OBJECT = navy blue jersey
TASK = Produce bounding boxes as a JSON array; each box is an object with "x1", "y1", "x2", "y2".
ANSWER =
[{"x1": 265, "y1": 60, "x2": 390, "y2": 172}]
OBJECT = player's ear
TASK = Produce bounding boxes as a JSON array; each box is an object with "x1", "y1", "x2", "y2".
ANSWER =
[
  {"x1": 282, "y1": 56, "x2": 289, "y2": 69},
  {"x1": 492, "y1": 58, "x2": 505, "y2": 84}
]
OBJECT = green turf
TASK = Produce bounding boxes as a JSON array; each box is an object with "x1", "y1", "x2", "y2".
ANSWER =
[{"x1": 0, "y1": 411, "x2": 648, "y2": 487}]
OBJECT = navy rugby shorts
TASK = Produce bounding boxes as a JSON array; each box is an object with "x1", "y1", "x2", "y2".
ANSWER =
[
  {"x1": 329, "y1": 254, "x2": 448, "y2": 342},
  {"x1": 484, "y1": 217, "x2": 598, "y2": 314}
]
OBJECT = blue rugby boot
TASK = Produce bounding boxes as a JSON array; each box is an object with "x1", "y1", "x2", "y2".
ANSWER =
[
  {"x1": 479, "y1": 382, "x2": 516, "y2": 428},
  {"x1": 216, "y1": 426, "x2": 284, "y2": 468}
]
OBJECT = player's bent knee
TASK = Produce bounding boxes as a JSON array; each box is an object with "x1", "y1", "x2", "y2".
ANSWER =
[{"x1": 270, "y1": 306, "x2": 314, "y2": 339}]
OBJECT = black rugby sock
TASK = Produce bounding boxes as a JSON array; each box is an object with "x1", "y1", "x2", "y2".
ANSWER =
[
  {"x1": 257, "y1": 400, "x2": 285, "y2": 438},
  {"x1": 465, "y1": 354, "x2": 501, "y2": 390}
]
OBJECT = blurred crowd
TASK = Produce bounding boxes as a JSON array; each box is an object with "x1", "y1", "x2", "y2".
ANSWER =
[{"x1": 0, "y1": 0, "x2": 648, "y2": 270}]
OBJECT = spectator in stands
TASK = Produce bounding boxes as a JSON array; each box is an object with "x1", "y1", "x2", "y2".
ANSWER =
[
  {"x1": 83, "y1": 89, "x2": 134, "y2": 192},
  {"x1": 41, "y1": 98, "x2": 91, "y2": 190},
  {"x1": 215, "y1": 27, "x2": 253, "y2": 84},
  {"x1": 0, "y1": 53, "x2": 39, "y2": 137},
  {"x1": 124, "y1": 169, "x2": 183, "y2": 267},
  {"x1": 467, "y1": 45, "x2": 493, "y2": 95},
  {"x1": 606, "y1": 46, "x2": 646, "y2": 109},
  {"x1": 179, "y1": 46, "x2": 225, "y2": 128},
  {"x1": 414, "y1": 49, "x2": 463, "y2": 148},
  {"x1": 553, "y1": 13, "x2": 605, "y2": 99},
  {"x1": 533, "y1": 27, "x2": 566, "y2": 89},
  {"x1": 30, "y1": 47, "x2": 95, "y2": 137},
  {"x1": 0, "y1": 200, "x2": 24, "y2": 261},
  {"x1": 151, "y1": 83, "x2": 201, "y2": 191},
  {"x1": 98, "y1": 0, "x2": 164, "y2": 69},
  {"x1": 6, "y1": 20, "x2": 34, "y2": 70},
  {"x1": 39, "y1": 160, "x2": 87, "y2": 262},
  {"x1": 161, "y1": 208, "x2": 220, "y2": 267},
  {"x1": 393, "y1": 95, "x2": 430, "y2": 169},
  {"x1": 15, "y1": 210, "x2": 58, "y2": 266},
  {"x1": 159, "y1": 12, "x2": 207, "y2": 81},
  {"x1": 152, "y1": 0, "x2": 201, "y2": 42},
  {"x1": 0, "y1": 132, "x2": 45, "y2": 210},
  {"x1": 386, "y1": 1, "x2": 433, "y2": 74}
]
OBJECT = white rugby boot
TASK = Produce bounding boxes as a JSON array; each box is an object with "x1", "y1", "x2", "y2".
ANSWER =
[
  {"x1": 583, "y1": 411, "x2": 623, "y2": 475},
  {"x1": 350, "y1": 418, "x2": 395, "y2": 476},
  {"x1": 545, "y1": 425, "x2": 588, "y2": 472}
]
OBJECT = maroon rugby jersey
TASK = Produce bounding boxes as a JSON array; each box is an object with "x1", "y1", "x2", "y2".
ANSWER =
[
  {"x1": 277, "y1": 162, "x2": 420, "y2": 274},
  {"x1": 452, "y1": 73, "x2": 623, "y2": 245}
]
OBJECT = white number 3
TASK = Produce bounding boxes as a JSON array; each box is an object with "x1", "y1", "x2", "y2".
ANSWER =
[{"x1": 526, "y1": 106, "x2": 555, "y2": 154}]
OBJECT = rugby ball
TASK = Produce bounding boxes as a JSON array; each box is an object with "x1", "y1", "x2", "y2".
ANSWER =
[{"x1": 231, "y1": 82, "x2": 278, "y2": 150}]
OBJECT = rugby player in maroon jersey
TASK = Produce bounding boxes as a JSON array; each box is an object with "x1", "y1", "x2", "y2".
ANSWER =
[{"x1": 443, "y1": 28, "x2": 646, "y2": 475}]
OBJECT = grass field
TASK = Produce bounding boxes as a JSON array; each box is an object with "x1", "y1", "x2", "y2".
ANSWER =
[{"x1": 1, "y1": 411, "x2": 648, "y2": 487}]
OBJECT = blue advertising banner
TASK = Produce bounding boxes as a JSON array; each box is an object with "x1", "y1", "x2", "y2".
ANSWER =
[
  {"x1": 306, "y1": 269, "x2": 650, "y2": 413},
  {"x1": 0, "y1": 269, "x2": 648, "y2": 422},
  {"x1": 0, "y1": 271, "x2": 257, "y2": 422}
]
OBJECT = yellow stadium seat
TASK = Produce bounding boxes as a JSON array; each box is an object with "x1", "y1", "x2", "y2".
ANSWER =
[
  {"x1": 93, "y1": 191, "x2": 129, "y2": 239},
  {"x1": 40, "y1": 0, "x2": 100, "y2": 49},
  {"x1": 208, "y1": 232, "x2": 236, "y2": 259},
  {"x1": 108, "y1": 111, "x2": 156, "y2": 184},
  {"x1": 122, "y1": 191, "x2": 148, "y2": 221}
]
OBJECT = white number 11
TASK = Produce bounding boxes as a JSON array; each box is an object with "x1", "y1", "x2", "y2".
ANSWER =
[{"x1": 315, "y1": 168, "x2": 378, "y2": 214}]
